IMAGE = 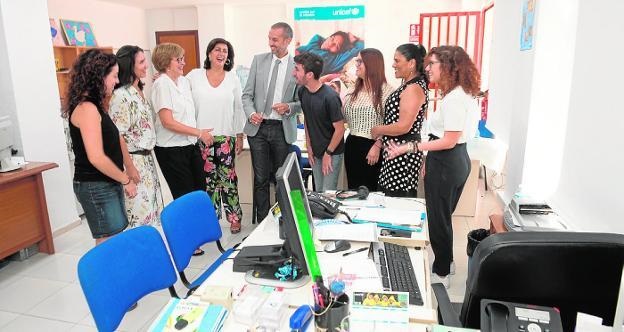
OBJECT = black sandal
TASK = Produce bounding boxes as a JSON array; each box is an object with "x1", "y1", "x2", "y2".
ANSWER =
[{"x1": 192, "y1": 248, "x2": 205, "y2": 256}]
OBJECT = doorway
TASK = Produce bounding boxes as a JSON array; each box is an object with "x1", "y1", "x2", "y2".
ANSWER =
[{"x1": 155, "y1": 30, "x2": 200, "y2": 75}]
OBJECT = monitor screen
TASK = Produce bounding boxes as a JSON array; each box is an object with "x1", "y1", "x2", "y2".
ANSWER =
[{"x1": 276, "y1": 152, "x2": 322, "y2": 281}]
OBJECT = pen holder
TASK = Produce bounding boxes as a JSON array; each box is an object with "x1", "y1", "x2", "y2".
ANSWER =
[{"x1": 314, "y1": 293, "x2": 349, "y2": 331}]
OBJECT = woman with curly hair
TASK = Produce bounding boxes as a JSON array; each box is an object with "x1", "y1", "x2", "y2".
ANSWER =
[
  {"x1": 63, "y1": 49, "x2": 137, "y2": 245},
  {"x1": 187, "y1": 38, "x2": 245, "y2": 234},
  {"x1": 386, "y1": 46, "x2": 481, "y2": 288},
  {"x1": 109, "y1": 45, "x2": 164, "y2": 228}
]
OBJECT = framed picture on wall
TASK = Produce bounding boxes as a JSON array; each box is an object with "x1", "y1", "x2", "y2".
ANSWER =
[
  {"x1": 49, "y1": 19, "x2": 65, "y2": 46},
  {"x1": 60, "y1": 19, "x2": 97, "y2": 47}
]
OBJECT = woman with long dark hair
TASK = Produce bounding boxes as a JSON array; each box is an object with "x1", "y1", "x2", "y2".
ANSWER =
[
  {"x1": 63, "y1": 49, "x2": 137, "y2": 245},
  {"x1": 371, "y1": 43, "x2": 429, "y2": 197},
  {"x1": 109, "y1": 45, "x2": 163, "y2": 227},
  {"x1": 187, "y1": 38, "x2": 246, "y2": 234},
  {"x1": 342, "y1": 48, "x2": 394, "y2": 190},
  {"x1": 386, "y1": 46, "x2": 481, "y2": 288}
]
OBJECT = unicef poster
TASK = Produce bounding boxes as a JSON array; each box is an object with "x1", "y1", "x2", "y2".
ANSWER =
[{"x1": 294, "y1": 5, "x2": 365, "y2": 84}]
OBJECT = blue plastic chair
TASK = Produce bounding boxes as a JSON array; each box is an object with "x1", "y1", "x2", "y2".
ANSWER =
[
  {"x1": 77, "y1": 226, "x2": 178, "y2": 332},
  {"x1": 161, "y1": 191, "x2": 235, "y2": 296}
]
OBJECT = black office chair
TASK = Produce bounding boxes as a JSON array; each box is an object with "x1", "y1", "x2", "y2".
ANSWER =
[{"x1": 433, "y1": 231, "x2": 624, "y2": 332}]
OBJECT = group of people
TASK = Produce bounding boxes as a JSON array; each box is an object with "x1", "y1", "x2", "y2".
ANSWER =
[{"x1": 64, "y1": 20, "x2": 480, "y2": 289}]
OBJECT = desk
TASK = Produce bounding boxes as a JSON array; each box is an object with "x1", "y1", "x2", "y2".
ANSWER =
[
  {"x1": 190, "y1": 196, "x2": 436, "y2": 331},
  {"x1": 0, "y1": 162, "x2": 58, "y2": 259}
]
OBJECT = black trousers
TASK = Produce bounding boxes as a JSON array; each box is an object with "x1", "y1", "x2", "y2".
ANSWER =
[
  {"x1": 344, "y1": 135, "x2": 381, "y2": 191},
  {"x1": 248, "y1": 121, "x2": 290, "y2": 222},
  {"x1": 425, "y1": 143, "x2": 470, "y2": 276},
  {"x1": 154, "y1": 144, "x2": 205, "y2": 199}
]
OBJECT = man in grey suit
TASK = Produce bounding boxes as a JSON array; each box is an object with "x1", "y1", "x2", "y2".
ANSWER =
[{"x1": 242, "y1": 22, "x2": 301, "y2": 222}]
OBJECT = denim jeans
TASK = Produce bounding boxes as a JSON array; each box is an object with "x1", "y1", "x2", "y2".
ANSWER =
[
  {"x1": 73, "y1": 181, "x2": 128, "y2": 239},
  {"x1": 311, "y1": 153, "x2": 343, "y2": 191}
]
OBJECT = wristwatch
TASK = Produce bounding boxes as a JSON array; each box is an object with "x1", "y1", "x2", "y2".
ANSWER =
[{"x1": 325, "y1": 148, "x2": 334, "y2": 155}]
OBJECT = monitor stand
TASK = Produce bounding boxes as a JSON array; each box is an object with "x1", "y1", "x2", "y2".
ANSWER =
[{"x1": 244, "y1": 269, "x2": 310, "y2": 289}]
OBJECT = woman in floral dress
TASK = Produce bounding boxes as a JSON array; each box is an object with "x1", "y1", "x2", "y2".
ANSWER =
[
  {"x1": 109, "y1": 45, "x2": 163, "y2": 227},
  {"x1": 187, "y1": 38, "x2": 245, "y2": 233}
]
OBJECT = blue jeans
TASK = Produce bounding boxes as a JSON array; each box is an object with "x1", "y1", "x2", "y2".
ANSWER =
[
  {"x1": 74, "y1": 181, "x2": 128, "y2": 239},
  {"x1": 311, "y1": 154, "x2": 343, "y2": 191}
]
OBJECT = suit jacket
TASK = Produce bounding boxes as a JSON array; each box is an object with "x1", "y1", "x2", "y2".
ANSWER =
[{"x1": 242, "y1": 52, "x2": 301, "y2": 144}]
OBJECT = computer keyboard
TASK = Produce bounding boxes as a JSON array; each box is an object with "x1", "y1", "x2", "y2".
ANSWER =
[{"x1": 372, "y1": 242, "x2": 423, "y2": 306}]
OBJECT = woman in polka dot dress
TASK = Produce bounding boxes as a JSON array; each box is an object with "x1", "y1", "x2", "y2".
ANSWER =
[{"x1": 371, "y1": 44, "x2": 428, "y2": 197}]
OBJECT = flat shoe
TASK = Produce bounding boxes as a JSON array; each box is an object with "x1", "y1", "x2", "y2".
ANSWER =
[{"x1": 192, "y1": 248, "x2": 205, "y2": 256}]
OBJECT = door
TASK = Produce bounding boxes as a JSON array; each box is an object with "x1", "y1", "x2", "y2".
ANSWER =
[{"x1": 155, "y1": 30, "x2": 200, "y2": 75}]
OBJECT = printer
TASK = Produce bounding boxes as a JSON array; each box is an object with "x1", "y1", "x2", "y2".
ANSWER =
[{"x1": 503, "y1": 195, "x2": 568, "y2": 232}]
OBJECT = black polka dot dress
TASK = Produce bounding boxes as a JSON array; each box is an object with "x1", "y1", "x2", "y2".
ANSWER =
[{"x1": 378, "y1": 76, "x2": 429, "y2": 196}]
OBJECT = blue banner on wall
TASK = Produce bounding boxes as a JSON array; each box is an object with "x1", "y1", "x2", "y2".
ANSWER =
[{"x1": 294, "y1": 5, "x2": 365, "y2": 21}]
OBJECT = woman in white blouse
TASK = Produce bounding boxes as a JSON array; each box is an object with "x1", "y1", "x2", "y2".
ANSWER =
[
  {"x1": 151, "y1": 43, "x2": 214, "y2": 255},
  {"x1": 110, "y1": 45, "x2": 163, "y2": 227},
  {"x1": 187, "y1": 38, "x2": 246, "y2": 234},
  {"x1": 342, "y1": 48, "x2": 394, "y2": 191},
  {"x1": 386, "y1": 46, "x2": 480, "y2": 288}
]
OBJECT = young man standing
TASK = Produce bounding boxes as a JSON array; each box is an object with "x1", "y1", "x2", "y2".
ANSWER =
[
  {"x1": 293, "y1": 52, "x2": 345, "y2": 191},
  {"x1": 242, "y1": 22, "x2": 301, "y2": 223}
]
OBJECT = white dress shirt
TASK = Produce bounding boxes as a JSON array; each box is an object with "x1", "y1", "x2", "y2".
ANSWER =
[
  {"x1": 150, "y1": 74, "x2": 197, "y2": 147},
  {"x1": 265, "y1": 53, "x2": 290, "y2": 120}
]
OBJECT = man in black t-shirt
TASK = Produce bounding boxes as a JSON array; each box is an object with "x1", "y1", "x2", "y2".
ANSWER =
[{"x1": 293, "y1": 52, "x2": 345, "y2": 191}]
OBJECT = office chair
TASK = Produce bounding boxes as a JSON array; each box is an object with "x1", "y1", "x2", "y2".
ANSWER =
[
  {"x1": 433, "y1": 231, "x2": 624, "y2": 332},
  {"x1": 290, "y1": 144, "x2": 314, "y2": 191},
  {"x1": 77, "y1": 226, "x2": 178, "y2": 332},
  {"x1": 161, "y1": 190, "x2": 235, "y2": 296}
]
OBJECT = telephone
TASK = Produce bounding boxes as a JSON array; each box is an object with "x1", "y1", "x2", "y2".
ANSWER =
[
  {"x1": 480, "y1": 299, "x2": 562, "y2": 332},
  {"x1": 307, "y1": 192, "x2": 341, "y2": 219}
]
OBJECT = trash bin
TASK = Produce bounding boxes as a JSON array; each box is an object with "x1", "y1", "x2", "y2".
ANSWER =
[{"x1": 467, "y1": 228, "x2": 489, "y2": 277}]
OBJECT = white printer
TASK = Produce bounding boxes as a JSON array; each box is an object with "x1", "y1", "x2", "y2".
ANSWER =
[{"x1": 503, "y1": 195, "x2": 569, "y2": 232}]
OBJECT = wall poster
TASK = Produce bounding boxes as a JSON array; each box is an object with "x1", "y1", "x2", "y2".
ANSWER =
[{"x1": 294, "y1": 5, "x2": 365, "y2": 84}]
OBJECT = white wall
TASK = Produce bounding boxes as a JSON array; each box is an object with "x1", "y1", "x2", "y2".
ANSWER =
[
  {"x1": 47, "y1": 0, "x2": 148, "y2": 49},
  {"x1": 486, "y1": 0, "x2": 533, "y2": 202},
  {"x1": 550, "y1": 0, "x2": 624, "y2": 232},
  {"x1": 145, "y1": 7, "x2": 198, "y2": 53},
  {"x1": 0, "y1": 0, "x2": 79, "y2": 232}
]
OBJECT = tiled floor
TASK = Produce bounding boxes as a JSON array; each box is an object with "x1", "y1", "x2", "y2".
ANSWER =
[{"x1": 0, "y1": 182, "x2": 500, "y2": 331}]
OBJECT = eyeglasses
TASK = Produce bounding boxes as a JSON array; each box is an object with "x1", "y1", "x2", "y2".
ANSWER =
[
  {"x1": 355, "y1": 59, "x2": 363, "y2": 66},
  {"x1": 426, "y1": 61, "x2": 440, "y2": 69}
]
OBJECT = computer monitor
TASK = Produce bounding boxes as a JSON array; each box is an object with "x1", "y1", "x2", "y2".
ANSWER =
[
  {"x1": 242, "y1": 152, "x2": 321, "y2": 288},
  {"x1": 275, "y1": 152, "x2": 321, "y2": 280}
]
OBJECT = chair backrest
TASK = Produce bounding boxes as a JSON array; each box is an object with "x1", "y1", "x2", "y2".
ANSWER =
[
  {"x1": 460, "y1": 231, "x2": 624, "y2": 331},
  {"x1": 78, "y1": 226, "x2": 177, "y2": 332},
  {"x1": 161, "y1": 190, "x2": 223, "y2": 272}
]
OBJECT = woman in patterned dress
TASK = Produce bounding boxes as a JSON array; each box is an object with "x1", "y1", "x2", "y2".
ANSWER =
[
  {"x1": 187, "y1": 38, "x2": 246, "y2": 234},
  {"x1": 371, "y1": 44, "x2": 428, "y2": 197},
  {"x1": 109, "y1": 45, "x2": 164, "y2": 227},
  {"x1": 342, "y1": 48, "x2": 394, "y2": 191}
]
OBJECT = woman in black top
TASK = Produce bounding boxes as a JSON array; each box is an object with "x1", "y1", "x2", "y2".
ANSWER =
[
  {"x1": 63, "y1": 49, "x2": 137, "y2": 245},
  {"x1": 371, "y1": 44, "x2": 428, "y2": 197}
]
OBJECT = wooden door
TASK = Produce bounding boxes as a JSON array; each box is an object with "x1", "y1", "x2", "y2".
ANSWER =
[{"x1": 155, "y1": 30, "x2": 200, "y2": 75}]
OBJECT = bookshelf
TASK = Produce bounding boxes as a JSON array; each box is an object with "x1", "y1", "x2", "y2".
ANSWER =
[{"x1": 53, "y1": 45, "x2": 113, "y2": 106}]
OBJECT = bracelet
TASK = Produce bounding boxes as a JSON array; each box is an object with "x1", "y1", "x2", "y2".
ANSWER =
[
  {"x1": 121, "y1": 178, "x2": 131, "y2": 185},
  {"x1": 414, "y1": 141, "x2": 420, "y2": 153}
]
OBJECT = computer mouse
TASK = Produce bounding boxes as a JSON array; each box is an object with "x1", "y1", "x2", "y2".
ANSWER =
[{"x1": 324, "y1": 240, "x2": 351, "y2": 253}]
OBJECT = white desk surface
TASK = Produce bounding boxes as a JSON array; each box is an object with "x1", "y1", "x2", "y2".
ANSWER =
[{"x1": 176, "y1": 197, "x2": 435, "y2": 331}]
